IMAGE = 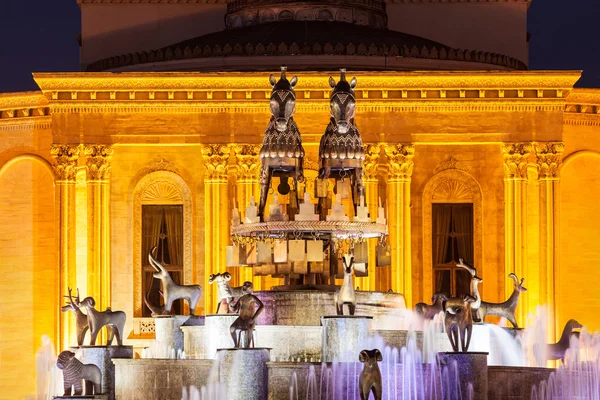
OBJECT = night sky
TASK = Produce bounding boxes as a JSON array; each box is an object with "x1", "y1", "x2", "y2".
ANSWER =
[{"x1": 0, "y1": 0, "x2": 598, "y2": 93}]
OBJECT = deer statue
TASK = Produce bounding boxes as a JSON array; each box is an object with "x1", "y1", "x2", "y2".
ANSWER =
[
  {"x1": 61, "y1": 288, "x2": 89, "y2": 346},
  {"x1": 477, "y1": 273, "x2": 527, "y2": 327},
  {"x1": 208, "y1": 272, "x2": 253, "y2": 314},
  {"x1": 334, "y1": 254, "x2": 357, "y2": 315},
  {"x1": 258, "y1": 65, "x2": 305, "y2": 221},
  {"x1": 456, "y1": 258, "x2": 483, "y2": 312},
  {"x1": 358, "y1": 349, "x2": 383, "y2": 400},
  {"x1": 317, "y1": 68, "x2": 365, "y2": 216},
  {"x1": 534, "y1": 319, "x2": 583, "y2": 365},
  {"x1": 149, "y1": 247, "x2": 202, "y2": 315},
  {"x1": 415, "y1": 292, "x2": 449, "y2": 320},
  {"x1": 76, "y1": 296, "x2": 126, "y2": 346},
  {"x1": 443, "y1": 294, "x2": 477, "y2": 352}
]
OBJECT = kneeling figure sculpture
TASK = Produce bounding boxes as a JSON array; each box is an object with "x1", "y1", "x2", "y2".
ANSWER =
[{"x1": 57, "y1": 350, "x2": 102, "y2": 396}]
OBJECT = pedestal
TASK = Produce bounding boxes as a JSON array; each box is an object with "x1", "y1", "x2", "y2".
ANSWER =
[
  {"x1": 204, "y1": 314, "x2": 239, "y2": 359},
  {"x1": 54, "y1": 396, "x2": 108, "y2": 400},
  {"x1": 72, "y1": 346, "x2": 133, "y2": 400},
  {"x1": 321, "y1": 316, "x2": 373, "y2": 362},
  {"x1": 437, "y1": 352, "x2": 488, "y2": 400},
  {"x1": 217, "y1": 348, "x2": 270, "y2": 400},
  {"x1": 154, "y1": 315, "x2": 191, "y2": 353}
]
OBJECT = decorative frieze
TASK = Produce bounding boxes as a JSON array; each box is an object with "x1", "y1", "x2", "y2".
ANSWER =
[
  {"x1": 84, "y1": 144, "x2": 114, "y2": 180},
  {"x1": 502, "y1": 142, "x2": 532, "y2": 179},
  {"x1": 233, "y1": 144, "x2": 261, "y2": 181},
  {"x1": 434, "y1": 156, "x2": 470, "y2": 175},
  {"x1": 202, "y1": 144, "x2": 231, "y2": 181},
  {"x1": 534, "y1": 142, "x2": 564, "y2": 179},
  {"x1": 51, "y1": 144, "x2": 81, "y2": 181},
  {"x1": 383, "y1": 144, "x2": 415, "y2": 180}
]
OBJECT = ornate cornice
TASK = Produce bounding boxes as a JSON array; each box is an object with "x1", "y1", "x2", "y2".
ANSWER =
[
  {"x1": 433, "y1": 156, "x2": 470, "y2": 175},
  {"x1": 0, "y1": 91, "x2": 50, "y2": 124},
  {"x1": 564, "y1": 88, "x2": 600, "y2": 127},
  {"x1": 233, "y1": 144, "x2": 261, "y2": 180},
  {"x1": 0, "y1": 117, "x2": 52, "y2": 132},
  {"x1": 534, "y1": 142, "x2": 564, "y2": 179},
  {"x1": 502, "y1": 142, "x2": 532, "y2": 179},
  {"x1": 362, "y1": 143, "x2": 381, "y2": 180},
  {"x1": 383, "y1": 143, "x2": 415, "y2": 179},
  {"x1": 202, "y1": 144, "x2": 230, "y2": 180},
  {"x1": 51, "y1": 144, "x2": 81, "y2": 181},
  {"x1": 83, "y1": 144, "x2": 114, "y2": 180}
]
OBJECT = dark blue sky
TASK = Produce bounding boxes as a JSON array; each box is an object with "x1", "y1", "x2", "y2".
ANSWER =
[{"x1": 0, "y1": 0, "x2": 598, "y2": 93}]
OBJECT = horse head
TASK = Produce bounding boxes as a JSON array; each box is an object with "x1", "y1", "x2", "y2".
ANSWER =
[
  {"x1": 329, "y1": 68, "x2": 357, "y2": 134},
  {"x1": 269, "y1": 65, "x2": 297, "y2": 132}
]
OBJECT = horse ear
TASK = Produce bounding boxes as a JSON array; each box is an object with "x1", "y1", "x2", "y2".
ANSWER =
[
  {"x1": 269, "y1": 74, "x2": 277, "y2": 87},
  {"x1": 350, "y1": 77, "x2": 357, "y2": 89},
  {"x1": 375, "y1": 349, "x2": 383, "y2": 362},
  {"x1": 329, "y1": 76, "x2": 336, "y2": 88},
  {"x1": 290, "y1": 76, "x2": 298, "y2": 87},
  {"x1": 359, "y1": 350, "x2": 367, "y2": 362}
]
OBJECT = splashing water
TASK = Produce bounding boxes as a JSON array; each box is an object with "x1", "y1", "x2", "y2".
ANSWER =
[
  {"x1": 142, "y1": 340, "x2": 186, "y2": 359},
  {"x1": 182, "y1": 359, "x2": 227, "y2": 400},
  {"x1": 35, "y1": 335, "x2": 62, "y2": 400}
]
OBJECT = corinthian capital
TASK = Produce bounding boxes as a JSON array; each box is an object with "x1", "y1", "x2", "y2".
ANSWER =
[
  {"x1": 362, "y1": 143, "x2": 381, "y2": 180},
  {"x1": 202, "y1": 144, "x2": 230, "y2": 180},
  {"x1": 233, "y1": 144, "x2": 261, "y2": 181},
  {"x1": 384, "y1": 144, "x2": 415, "y2": 180},
  {"x1": 83, "y1": 144, "x2": 114, "y2": 180},
  {"x1": 51, "y1": 144, "x2": 81, "y2": 181},
  {"x1": 502, "y1": 142, "x2": 532, "y2": 179},
  {"x1": 534, "y1": 142, "x2": 564, "y2": 178}
]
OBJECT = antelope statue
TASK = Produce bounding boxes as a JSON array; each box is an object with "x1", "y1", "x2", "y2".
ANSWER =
[
  {"x1": 149, "y1": 247, "x2": 202, "y2": 315},
  {"x1": 479, "y1": 273, "x2": 527, "y2": 327},
  {"x1": 61, "y1": 288, "x2": 89, "y2": 346},
  {"x1": 334, "y1": 254, "x2": 357, "y2": 315},
  {"x1": 76, "y1": 296, "x2": 126, "y2": 346},
  {"x1": 443, "y1": 294, "x2": 478, "y2": 352},
  {"x1": 456, "y1": 258, "x2": 483, "y2": 312},
  {"x1": 318, "y1": 68, "x2": 365, "y2": 215},
  {"x1": 415, "y1": 292, "x2": 449, "y2": 320},
  {"x1": 258, "y1": 65, "x2": 305, "y2": 220},
  {"x1": 208, "y1": 272, "x2": 253, "y2": 314}
]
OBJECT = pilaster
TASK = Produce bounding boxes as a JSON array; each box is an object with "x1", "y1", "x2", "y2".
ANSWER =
[
  {"x1": 51, "y1": 144, "x2": 80, "y2": 349},
  {"x1": 202, "y1": 144, "x2": 231, "y2": 314},
  {"x1": 502, "y1": 142, "x2": 532, "y2": 325},
  {"x1": 84, "y1": 144, "x2": 114, "y2": 322},
  {"x1": 535, "y1": 142, "x2": 564, "y2": 341},
  {"x1": 383, "y1": 144, "x2": 415, "y2": 306}
]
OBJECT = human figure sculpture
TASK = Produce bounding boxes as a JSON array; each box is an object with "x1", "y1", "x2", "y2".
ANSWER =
[
  {"x1": 334, "y1": 254, "x2": 356, "y2": 315},
  {"x1": 415, "y1": 292, "x2": 449, "y2": 320},
  {"x1": 258, "y1": 65, "x2": 305, "y2": 220},
  {"x1": 77, "y1": 296, "x2": 126, "y2": 346},
  {"x1": 318, "y1": 69, "x2": 365, "y2": 215},
  {"x1": 443, "y1": 294, "x2": 477, "y2": 352},
  {"x1": 229, "y1": 286, "x2": 264, "y2": 348},
  {"x1": 56, "y1": 350, "x2": 102, "y2": 396},
  {"x1": 358, "y1": 349, "x2": 383, "y2": 400},
  {"x1": 149, "y1": 247, "x2": 203, "y2": 315},
  {"x1": 534, "y1": 319, "x2": 583, "y2": 364},
  {"x1": 209, "y1": 272, "x2": 253, "y2": 314},
  {"x1": 61, "y1": 288, "x2": 89, "y2": 346}
]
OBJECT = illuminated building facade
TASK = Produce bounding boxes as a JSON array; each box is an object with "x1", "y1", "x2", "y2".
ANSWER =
[{"x1": 1, "y1": 1, "x2": 599, "y2": 398}]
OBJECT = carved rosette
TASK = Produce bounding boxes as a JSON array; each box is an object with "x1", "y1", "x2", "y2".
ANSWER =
[
  {"x1": 362, "y1": 143, "x2": 381, "y2": 180},
  {"x1": 384, "y1": 144, "x2": 415, "y2": 180},
  {"x1": 233, "y1": 144, "x2": 261, "y2": 181},
  {"x1": 83, "y1": 144, "x2": 114, "y2": 181},
  {"x1": 534, "y1": 142, "x2": 565, "y2": 179},
  {"x1": 51, "y1": 144, "x2": 81, "y2": 181},
  {"x1": 502, "y1": 142, "x2": 532, "y2": 179},
  {"x1": 202, "y1": 144, "x2": 231, "y2": 181}
]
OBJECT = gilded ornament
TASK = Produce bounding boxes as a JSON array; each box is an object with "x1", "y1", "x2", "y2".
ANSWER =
[
  {"x1": 362, "y1": 143, "x2": 381, "y2": 180},
  {"x1": 433, "y1": 156, "x2": 470, "y2": 175},
  {"x1": 534, "y1": 142, "x2": 564, "y2": 178},
  {"x1": 502, "y1": 142, "x2": 532, "y2": 179},
  {"x1": 83, "y1": 144, "x2": 114, "y2": 180},
  {"x1": 383, "y1": 144, "x2": 415, "y2": 179},
  {"x1": 51, "y1": 144, "x2": 81, "y2": 181},
  {"x1": 202, "y1": 144, "x2": 230, "y2": 180},
  {"x1": 233, "y1": 144, "x2": 261, "y2": 180}
]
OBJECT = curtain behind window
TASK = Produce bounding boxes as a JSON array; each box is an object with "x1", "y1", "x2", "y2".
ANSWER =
[
  {"x1": 142, "y1": 206, "x2": 163, "y2": 267},
  {"x1": 453, "y1": 205, "x2": 474, "y2": 264},
  {"x1": 163, "y1": 205, "x2": 183, "y2": 267},
  {"x1": 433, "y1": 205, "x2": 452, "y2": 293}
]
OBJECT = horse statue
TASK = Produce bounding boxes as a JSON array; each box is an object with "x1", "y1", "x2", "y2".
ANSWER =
[
  {"x1": 318, "y1": 68, "x2": 365, "y2": 216},
  {"x1": 258, "y1": 65, "x2": 305, "y2": 221}
]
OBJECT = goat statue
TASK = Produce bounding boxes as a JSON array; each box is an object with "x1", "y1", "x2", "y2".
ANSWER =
[
  {"x1": 149, "y1": 247, "x2": 202, "y2": 315},
  {"x1": 359, "y1": 349, "x2": 383, "y2": 400},
  {"x1": 443, "y1": 294, "x2": 477, "y2": 352},
  {"x1": 334, "y1": 254, "x2": 356, "y2": 316},
  {"x1": 61, "y1": 287, "x2": 89, "y2": 346},
  {"x1": 415, "y1": 292, "x2": 448, "y2": 320},
  {"x1": 77, "y1": 296, "x2": 126, "y2": 346},
  {"x1": 209, "y1": 272, "x2": 253, "y2": 314}
]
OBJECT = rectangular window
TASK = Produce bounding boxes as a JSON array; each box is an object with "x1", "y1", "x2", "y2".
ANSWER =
[
  {"x1": 432, "y1": 203, "x2": 473, "y2": 297},
  {"x1": 142, "y1": 205, "x2": 184, "y2": 317}
]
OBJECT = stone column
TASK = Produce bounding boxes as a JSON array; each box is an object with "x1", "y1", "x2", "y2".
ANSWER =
[
  {"x1": 233, "y1": 144, "x2": 261, "y2": 289},
  {"x1": 535, "y1": 142, "x2": 564, "y2": 341},
  {"x1": 356, "y1": 144, "x2": 380, "y2": 291},
  {"x1": 202, "y1": 145, "x2": 231, "y2": 315},
  {"x1": 502, "y1": 142, "x2": 531, "y2": 324},
  {"x1": 51, "y1": 144, "x2": 80, "y2": 349},
  {"x1": 383, "y1": 144, "x2": 415, "y2": 305},
  {"x1": 83, "y1": 144, "x2": 114, "y2": 319}
]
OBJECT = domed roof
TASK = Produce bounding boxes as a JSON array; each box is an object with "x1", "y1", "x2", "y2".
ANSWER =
[{"x1": 86, "y1": 20, "x2": 527, "y2": 72}]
